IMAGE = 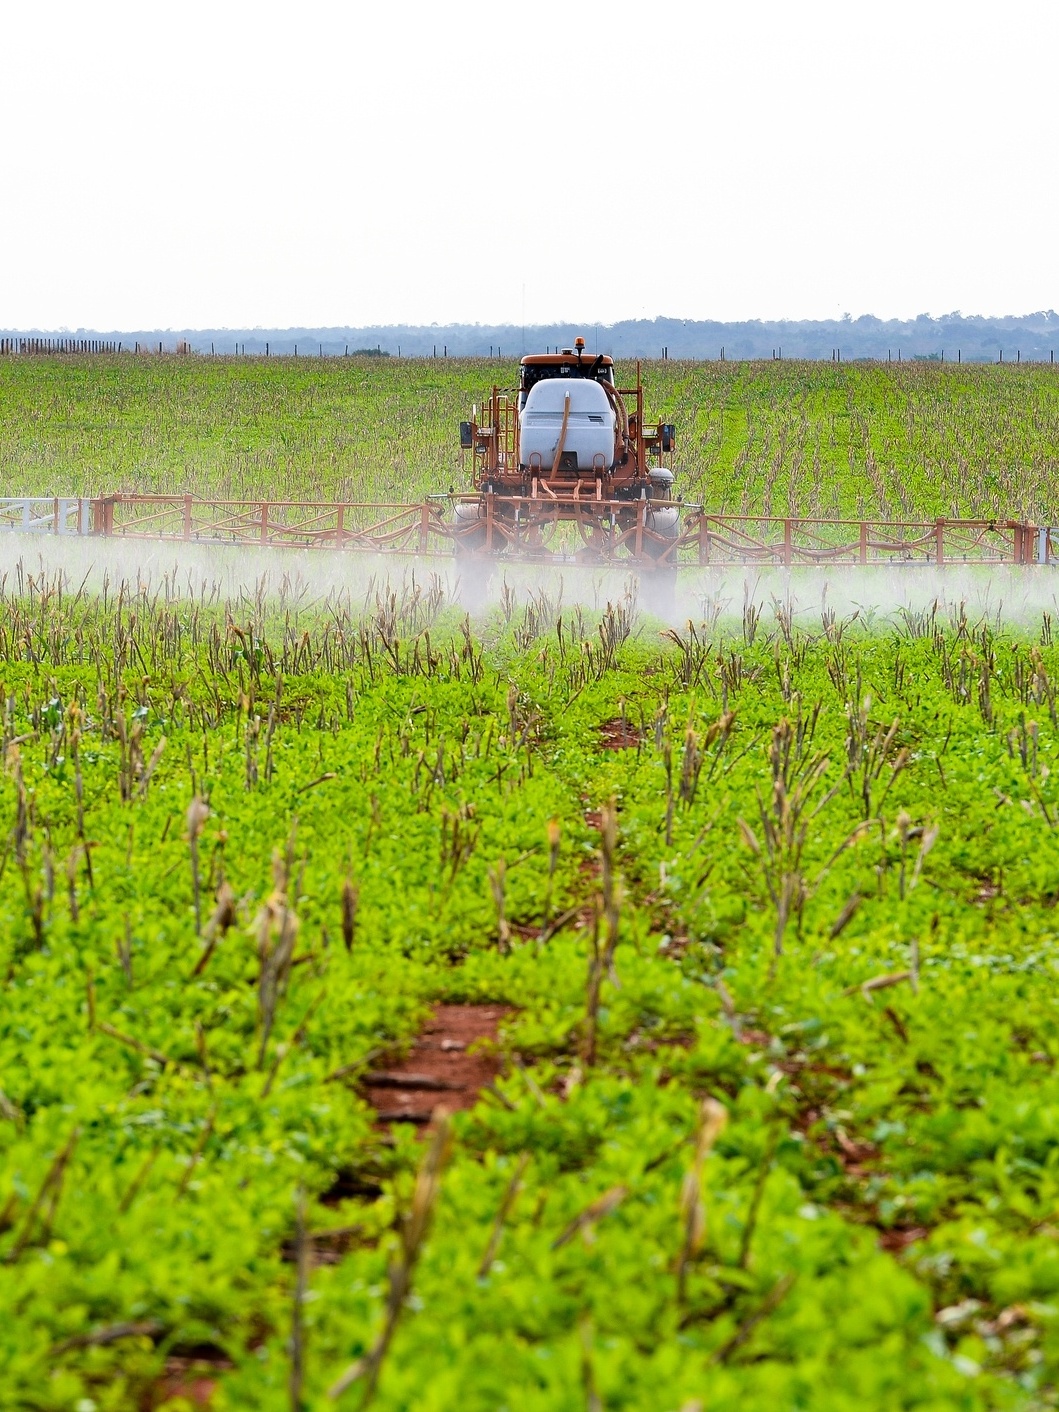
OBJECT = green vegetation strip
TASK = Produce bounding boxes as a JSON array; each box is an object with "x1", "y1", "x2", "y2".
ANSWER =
[
  {"x1": 2, "y1": 355, "x2": 1059, "y2": 523},
  {"x1": 1, "y1": 573, "x2": 1059, "y2": 1407}
]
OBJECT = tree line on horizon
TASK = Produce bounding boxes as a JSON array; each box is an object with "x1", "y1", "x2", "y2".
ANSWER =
[{"x1": 2, "y1": 312, "x2": 1058, "y2": 362}]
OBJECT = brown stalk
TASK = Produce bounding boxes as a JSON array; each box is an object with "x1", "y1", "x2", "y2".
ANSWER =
[
  {"x1": 738, "y1": 1124, "x2": 780, "y2": 1269},
  {"x1": 186, "y1": 796, "x2": 210, "y2": 936},
  {"x1": 477, "y1": 1152, "x2": 531, "y2": 1278},
  {"x1": 738, "y1": 719, "x2": 869, "y2": 957},
  {"x1": 117, "y1": 914, "x2": 133, "y2": 984},
  {"x1": 0, "y1": 1087, "x2": 23, "y2": 1128},
  {"x1": 551, "y1": 1183, "x2": 628, "y2": 1250},
  {"x1": 175, "y1": 1107, "x2": 216, "y2": 1199},
  {"x1": 5, "y1": 1126, "x2": 79, "y2": 1264},
  {"x1": 327, "y1": 1111, "x2": 453, "y2": 1404},
  {"x1": 341, "y1": 877, "x2": 358, "y2": 952},
  {"x1": 581, "y1": 898, "x2": 604, "y2": 1068},
  {"x1": 7, "y1": 745, "x2": 29, "y2": 864},
  {"x1": 190, "y1": 880, "x2": 237, "y2": 978},
  {"x1": 829, "y1": 890, "x2": 862, "y2": 939},
  {"x1": 580, "y1": 1317, "x2": 603, "y2": 1412},
  {"x1": 136, "y1": 736, "x2": 167, "y2": 800},
  {"x1": 842, "y1": 969, "x2": 914, "y2": 999},
  {"x1": 52, "y1": 1319, "x2": 165, "y2": 1354},
  {"x1": 488, "y1": 860, "x2": 510, "y2": 955},
  {"x1": 663, "y1": 739, "x2": 675, "y2": 845},
  {"x1": 582, "y1": 800, "x2": 621, "y2": 1067},
  {"x1": 256, "y1": 849, "x2": 301, "y2": 1068},
  {"x1": 709, "y1": 1272, "x2": 797, "y2": 1365},
  {"x1": 118, "y1": 1145, "x2": 161, "y2": 1213},
  {"x1": 539, "y1": 817, "x2": 561, "y2": 940},
  {"x1": 96, "y1": 1019, "x2": 174, "y2": 1068},
  {"x1": 85, "y1": 966, "x2": 96, "y2": 1031},
  {"x1": 261, "y1": 990, "x2": 325, "y2": 1100},
  {"x1": 65, "y1": 845, "x2": 81, "y2": 922},
  {"x1": 676, "y1": 1099, "x2": 727, "y2": 1305},
  {"x1": 289, "y1": 1187, "x2": 310, "y2": 1412}
]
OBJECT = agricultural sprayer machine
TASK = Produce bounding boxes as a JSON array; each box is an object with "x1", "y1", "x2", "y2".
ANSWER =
[
  {"x1": 1, "y1": 338, "x2": 1055, "y2": 570},
  {"x1": 453, "y1": 338, "x2": 679, "y2": 563}
]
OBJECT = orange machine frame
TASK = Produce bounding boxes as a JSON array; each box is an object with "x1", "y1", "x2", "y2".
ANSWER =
[{"x1": 462, "y1": 353, "x2": 675, "y2": 498}]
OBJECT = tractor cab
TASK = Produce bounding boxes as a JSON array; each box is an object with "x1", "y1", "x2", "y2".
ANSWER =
[{"x1": 517, "y1": 337, "x2": 615, "y2": 410}]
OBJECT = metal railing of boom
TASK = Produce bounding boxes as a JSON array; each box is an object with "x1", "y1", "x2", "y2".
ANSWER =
[
  {"x1": 0, "y1": 498, "x2": 94, "y2": 535},
  {"x1": 0, "y1": 493, "x2": 1053, "y2": 568}
]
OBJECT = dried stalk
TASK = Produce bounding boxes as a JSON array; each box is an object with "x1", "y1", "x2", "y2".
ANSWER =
[
  {"x1": 175, "y1": 1107, "x2": 216, "y2": 1199},
  {"x1": 190, "y1": 880, "x2": 237, "y2": 978},
  {"x1": 738, "y1": 1124, "x2": 780, "y2": 1269},
  {"x1": 52, "y1": 1319, "x2": 165, "y2": 1354},
  {"x1": 582, "y1": 801, "x2": 621, "y2": 1067},
  {"x1": 477, "y1": 1153, "x2": 531, "y2": 1278},
  {"x1": 65, "y1": 845, "x2": 81, "y2": 922},
  {"x1": 118, "y1": 1146, "x2": 160, "y2": 1214},
  {"x1": 117, "y1": 914, "x2": 133, "y2": 984},
  {"x1": 539, "y1": 817, "x2": 561, "y2": 940},
  {"x1": 341, "y1": 876, "x2": 358, "y2": 952},
  {"x1": 256, "y1": 849, "x2": 301, "y2": 1068},
  {"x1": 738, "y1": 719, "x2": 868, "y2": 956},
  {"x1": 580, "y1": 1317, "x2": 603, "y2": 1412},
  {"x1": 186, "y1": 796, "x2": 210, "y2": 936},
  {"x1": 96, "y1": 1019, "x2": 174, "y2": 1068},
  {"x1": 551, "y1": 1184, "x2": 628, "y2": 1250},
  {"x1": 488, "y1": 859, "x2": 510, "y2": 955},
  {"x1": 328, "y1": 1112, "x2": 452, "y2": 1403},
  {"x1": 261, "y1": 990, "x2": 325, "y2": 1100},
  {"x1": 676, "y1": 1099, "x2": 727, "y2": 1305},
  {"x1": 709, "y1": 1272, "x2": 797, "y2": 1365},
  {"x1": 289, "y1": 1187, "x2": 310, "y2": 1412},
  {"x1": 136, "y1": 736, "x2": 167, "y2": 800},
  {"x1": 5, "y1": 1126, "x2": 79, "y2": 1264}
]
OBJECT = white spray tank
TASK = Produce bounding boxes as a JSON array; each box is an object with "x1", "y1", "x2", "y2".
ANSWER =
[{"x1": 518, "y1": 377, "x2": 616, "y2": 473}]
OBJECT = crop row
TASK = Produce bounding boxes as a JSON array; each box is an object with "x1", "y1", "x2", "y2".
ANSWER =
[
  {"x1": 0, "y1": 570, "x2": 1058, "y2": 1405},
  {"x1": 2, "y1": 356, "x2": 1059, "y2": 521}
]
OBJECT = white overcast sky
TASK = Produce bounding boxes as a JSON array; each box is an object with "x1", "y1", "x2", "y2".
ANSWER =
[{"x1": 3, "y1": 0, "x2": 1057, "y2": 330}]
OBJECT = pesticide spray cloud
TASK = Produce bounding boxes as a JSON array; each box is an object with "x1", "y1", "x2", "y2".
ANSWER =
[{"x1": 0, "y1": 534, "x2": 1056, "y2": 634}]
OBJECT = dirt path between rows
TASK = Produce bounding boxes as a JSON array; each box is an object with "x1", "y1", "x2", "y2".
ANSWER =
[{"x1": 362, "y1": 1003, "x2": 510, "y2": 1124}]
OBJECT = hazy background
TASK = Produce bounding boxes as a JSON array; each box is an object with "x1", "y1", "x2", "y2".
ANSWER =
[
  {"x1": 5, "y1": 314, "x2": 1057, "y2": 362},
  {"x1": 2, "y1": 0, "x2": 1057, "y2": 333}
]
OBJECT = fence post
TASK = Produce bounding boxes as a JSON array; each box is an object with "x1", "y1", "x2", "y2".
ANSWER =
[{"x1": 183, "y1": 495, "x2": 192, "y2": 540}]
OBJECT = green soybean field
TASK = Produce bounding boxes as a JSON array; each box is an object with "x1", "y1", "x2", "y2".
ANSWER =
[
  {"x1": 2, "y1": 354, "x2": 1059, "y2": 521},
  {"x1": 3, "y1": 354, "x2": 1059, "y2": 1410}
]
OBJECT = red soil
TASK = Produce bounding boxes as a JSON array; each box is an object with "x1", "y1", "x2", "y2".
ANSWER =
[{"x1": 361, "y1": 1003, "x2": 510, "y2": 1125}]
